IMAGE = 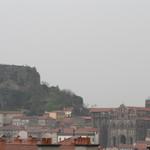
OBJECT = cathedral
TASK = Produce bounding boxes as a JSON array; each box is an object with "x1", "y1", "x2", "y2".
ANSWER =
[{"x1": 90, "y1": 100, "x2": 150, "y2": 148}]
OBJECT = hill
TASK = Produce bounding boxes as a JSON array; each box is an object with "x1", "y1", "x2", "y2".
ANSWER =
[{"x1": 0, "y1": 64, "x2": 87, "y2": 115}]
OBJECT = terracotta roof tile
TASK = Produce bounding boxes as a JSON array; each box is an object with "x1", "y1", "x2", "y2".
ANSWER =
[{"x1": 90, "y1": 108, "x2": 114, "y2": 112}]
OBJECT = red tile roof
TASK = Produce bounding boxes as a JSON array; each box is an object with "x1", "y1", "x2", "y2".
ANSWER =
[
  {"x1": 76, "y1": 127, "x2": 97, "y2": 133},
  {"x1": 81, "y1": 116, "x2": 92, "y2": 120},
  {"x1": 90, "y1": 108, "x2": 114, "y2": 113},
  {"x1": 90, "y1": 106, "x2": 150, "y2": 113},
  {"x1": 13, "y1": 115, "x2": 54, "y2": 120},
  {"x1": 135, "y1": 142, "x2": 147, "y2": 150},
  {"x1": 127, "y1": 106, "x2": 150, "y2": 111}
]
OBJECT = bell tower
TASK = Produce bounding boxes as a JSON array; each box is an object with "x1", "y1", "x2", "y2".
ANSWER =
[{"x1": 145, "y1": 97, "x2": 150, "y2": 108}]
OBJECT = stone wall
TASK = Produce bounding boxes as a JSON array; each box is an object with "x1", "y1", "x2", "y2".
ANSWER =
[{"x1": 0, "y1": 64, "x2": 40, "y2": 90}]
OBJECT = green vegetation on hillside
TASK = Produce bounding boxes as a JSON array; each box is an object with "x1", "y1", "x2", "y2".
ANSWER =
[{"x1": 0, "y1": 64, "x2": 88, "y2": 116}]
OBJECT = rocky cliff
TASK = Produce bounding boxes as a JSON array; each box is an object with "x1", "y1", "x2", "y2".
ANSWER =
[
  {"x1": 0, "y1": 65, "x2": 40, "y2": 90},
  {"x1": 0, "y1": 64, "x2": 86, "y2": 115}
]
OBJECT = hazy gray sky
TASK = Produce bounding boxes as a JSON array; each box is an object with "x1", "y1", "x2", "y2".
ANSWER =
[{"x1": 0, "y1": 0, "x2": 150, "y2": 107}]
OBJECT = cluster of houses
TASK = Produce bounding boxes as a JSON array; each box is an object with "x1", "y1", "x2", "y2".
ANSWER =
[
  {"x1": 0, "y1": 108, "x2": 99, "y2": 147},
  {"x1": 0, "y1": 135, "x2": 100, "y2": 150},
  {"x1": 1, "y1": 102, "x2": 150, "y2": 150}
]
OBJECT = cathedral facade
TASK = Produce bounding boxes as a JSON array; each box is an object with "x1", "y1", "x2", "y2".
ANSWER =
[{"x1": 90, "y1": 100, "x2": 150, "y2": 148}]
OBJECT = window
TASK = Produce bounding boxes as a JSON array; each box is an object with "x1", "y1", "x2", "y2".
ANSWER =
[
  {"x1": 130, "y1": 137, "x2": 133, "y2": 144},
  {"x1": 113, "y1": 137, "x2": 116, "y2": 147},
  {"x1": 112, "y1": 123, "x2": 116, "y2": 128},
  {"x1": 120, "y1": 135, "x2": 126, "y2": 144},
  {"x1": 120, "y1": 123, "x2": 124, "y2": 129}
]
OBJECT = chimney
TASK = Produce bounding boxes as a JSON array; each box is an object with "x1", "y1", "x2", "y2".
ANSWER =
[
  {"x1": 0, "y1": 138, "x2": 5, "y2": 150},
  {"x1": 27, "y1": 136, "x2": 37, "y2": 144},
  {"x1": 41, "y1": 138, "x2": 52, "y2": 144},
  {"x1": 73, "y1": 129, "x2": 75, "y2": 136},
  {"x1": 14, "y1": 136, "x2": 22, "y2": 144},
  {"x1": 74, "y1": 137, "x2": 91, "y2": 145}
]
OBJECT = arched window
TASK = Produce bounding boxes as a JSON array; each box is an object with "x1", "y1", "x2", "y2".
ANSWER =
[
  {"x1": 120, "y1": 123, "x2": 124, "y2": 129},
  {"x1": 112, "y1": 137, "x2": 116, "y2": 147},
  {"x1": 129, "y1": 122, "x2": 134, "y2": 128},
  {"x1": 112, "y1": 123, "x2": 116, "y2": 128},
  {"x1": 130, "y1": 137, "x2": 133, "y2": 144},
  {"x1": 120, "y1": 135, "x2": 126, "y2": 144}
]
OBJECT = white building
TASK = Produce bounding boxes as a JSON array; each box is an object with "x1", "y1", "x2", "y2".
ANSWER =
[{"x1": 56, "y1": 127, "x2": 99, "y2": 144}]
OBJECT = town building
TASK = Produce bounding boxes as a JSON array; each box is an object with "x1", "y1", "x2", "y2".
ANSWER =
[
  {"x1": 0, "y1": 125, "x2": 51, "y2": 139},
  {"x1": 12, "y1": 116, "x2": 56, "y2": 127},
  {"x1": 0, "y1": 111, "x2": 23, "y2": 127},
  {"x1": 38, "y1": 136, "x2": 99, "y2": 150},
  {"x1": 63, "y1": 107, "x2": 73, "y2": 118},
  {"x1": 45, "y1": 111, "x2": 65, "y2": 121},
  {"x1": 0, "y1": 136, "x2": 99, "y2": 150},
  {"x1": 55, "y1": 127, "x2": 99, "y2": 144},
  {"x1": 90, "y1": 99, "x2": 150, "y2": 148}
]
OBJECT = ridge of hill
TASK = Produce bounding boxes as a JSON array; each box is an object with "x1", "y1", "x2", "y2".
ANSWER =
[{"x1": 0, "y1": 64, "x2": 87, "y2": 115}]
